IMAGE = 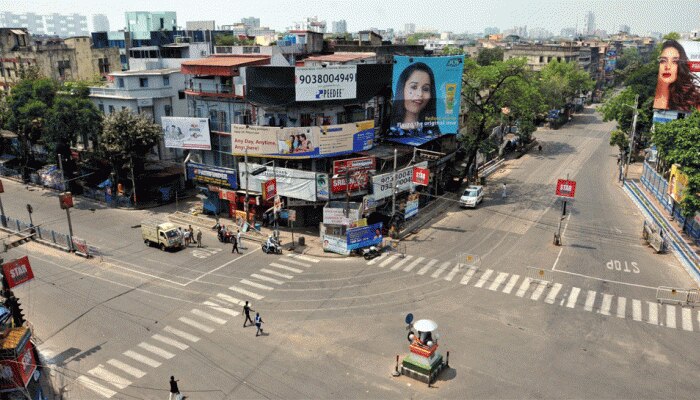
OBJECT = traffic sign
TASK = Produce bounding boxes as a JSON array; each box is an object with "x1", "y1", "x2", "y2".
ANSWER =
[
  {"x1": 556, "y1": 179, "x2": 576, "y2": 198},
  {"x1": 2, "y1": 256, "x2": 34, "y2": 289},
  {"x1": 412, "y1": 167, "x2": 429, "y2": 186}
]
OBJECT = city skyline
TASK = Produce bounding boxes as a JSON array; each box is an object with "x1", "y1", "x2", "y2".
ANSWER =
[{"x1": 2, "y1": 0, "x2": 697, "y2": 35}]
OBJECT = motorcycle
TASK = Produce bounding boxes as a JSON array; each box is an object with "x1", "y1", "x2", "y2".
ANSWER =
[
  {"x1": 362, "y1": 246, "x2": 381, "y2": 260},
  {"x1": 262, "y1": 239, "x2": 282, "y2": 254}
]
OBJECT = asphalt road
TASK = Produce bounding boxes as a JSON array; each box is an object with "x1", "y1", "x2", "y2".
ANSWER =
[{"x1": 3, "y1": 106, "x2": 699, "y2": 399}]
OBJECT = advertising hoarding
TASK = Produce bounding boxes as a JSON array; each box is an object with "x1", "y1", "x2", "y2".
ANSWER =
[
  {"x1": 405, "y1": 193, "x2": 420, "y2": 219},
  {"x1": 187, "y1": 162, "x2": 237, "y2": 190},
  {"x1": 668, "y1": 164, "x2": 689, "y2": 203},
  {"x1": 262, "y1": 179, "x2": 277, "y2": 201},
  {"x1": 346, "y1": 222, "x2": 383, "y2": 250},
  {"x1": 0, "y1": 339, "x2": 36, "y2": 390},
  {"x1": 412, "y1": 167, "x2": 430, "y2": 186},
  {"x1": 333, "y1": 156, "x2": 376, "y2": 175},
  {"x1": 330, "y1": 173, "x2": 370, "y2": 194},
  {"x1": 653, "y1": 40, "x2": 700, "y2": 113},
  {"x1": 162, "y1": 117, "x2": 212, "y2": 150},
  {"x1": 322, "y1": 234, "x2": 350, "y2": 255},
  {"x1": 295, "y1": 65, "x2": 358, "y2": 101},
  {"x1": 239, "y1": 163, "x2": 317, "y2": 201},
  {"x1": 231, "y1": 121, "x2": 374, "y2": 158},
  {"x1": 323, "y1": 207, "x2": 360, "y2": 225},
  {"x1": 371, "y1": 162, "x2": 428, "y2": 200},
  {"x1": 388, "y1": 55, "x2": 464, "y2": 146}
]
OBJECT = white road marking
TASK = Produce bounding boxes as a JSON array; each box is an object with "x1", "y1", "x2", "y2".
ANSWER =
[
  {"x1": 88, "y1": 365, "x2": 132, "y2": 389},
  {"x1": 191, "y1": 247, "x2": 260, "y2": 284},
  {"x1": 287, "y1": 254, "x2": 320, "y2": 263},
  {"x1": 269, "y1": 263, "x2": 303, "y2": 274},
  {"x1": 584, "y1": 291, "x2": 596, "y2": 312},
  {"x1": 76, "y1": 375, "x2": 116, "y2": 398},
  {"x1": 444, "y1": 264, "x2": 463, "y2": 281},
  {"x1": 229, "y1": 285, "x2": 265, "y2": 299},
  {"x1": 599, "y1": 294, "x2": 613, "y2": 316},
  {"x1": 530, "y1": 281, "x2": 547, "y2": 301},
  {"x1": 666, "y1": 305, "x2": 676, "y2": 329},
  {"x1": 474, "y1": 269, "x2": 494, "y2": 288},
  {"x1": 123, "y1": 350, "x2": 162, "y2": 368},
  {"x1": 379, "y1": 255, "x2": 399, "y2": 268},
  {"x1": 390, "y1": 255, "x2": 413, "y2": 271},
  {"x1": 191, "y1": 309, "x2": 227, "y2": 324},
  {"x1": 367, "y1": 255, "x2": 382, "y2": 265},
  {"x1": 403, "y1": 257, "x2": 425, "y2": 272},
  {"x1": 251, "y1": 273, "x2": 284, "y2": 285},
  {"x1": 259, "y1": 269, "x2": 293, "y2": 279},
  {"x1": 616, "y1": 297, "x2": 627, "y2": 318},
  {"x1": 151, "y1": 334, "x2": 189, "y2": 350},
  {"x1": 544, "y1": 283, "x2": 562, "y2": 304},
  {"x1": 489, "y1": 272, "x2": 509, "y2": 291},
  {"x1": 632, "y1": 300, "x2": 642, "y2": 321},
  {"x1": 137, "y1": 342, "x2": 175, "y2": 359},
  {"x1": 460, "y1": 267, "x2": 478, "y2": 285},
  {"x1": 178, "y1": 317, "x2": 215, "y2": 333},
  {"x1": 681, "y1": 308, "x2": 693, "y2": 331},
  {"x1": 240, "y1": 279, "x2": 274, "y2": 291},
  {"x1": 431, "y1": 262, "x2": 452, "y2": 279},
  {"x1": 515, "y1": 278, "x2": 532, "y2": 297},
  {"x1": 280, "y1": 258, "x2": 312, "y2": 268},
  {"x1": 202, "y1": 301, "x2": 239, "y2": 316},
  {"x1": 647, "y1": 301, "x2": 659, "y2": 325},
  {"x1": 164, "y1": 326, "x2": 200, "y2": 343},
  {"x1": 216, "y1": 293, "x2": 246, "y2": 307},
  {"x1": 417, "y1": 259, "x2": 439, "y2": 276},
  {"x1": 566, "y1": 287, "x2": 581, "y2": 308},
  {"x1": 502, "y1": 274, "x2": 520, "y2": 294},
  {"x1": 106, "y1": 359, "x2": 145, "y2": 379}
]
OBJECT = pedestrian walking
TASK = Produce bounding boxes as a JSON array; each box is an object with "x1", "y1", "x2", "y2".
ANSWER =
[
  {"x1": 196, "y1": 229, "x2": 203, "y2": 248},
  {"x1": 231, "y1": 234, "x2": 240, "y2": 254},
  {"x1": 237, "y1": 229, "x2": 243, "y2": 249},
  {"x1": 188, "y1": 225, "x2": 195, "y2": 245},
  {"x1": 243, "y1": 301, "x2": 254, "y2": 327},
  {"x1": 169, "y1": 376, "x2": 180, "y2": 400},
  {"x1": 502, "y1": 183, "x2": 507, "y2": 198},
  {"x1": 255, "y1": 312, "x2": 264, "y2": 336},
  {"x1": 538, "y1": 144, "x2": 542, "y2": 152}
]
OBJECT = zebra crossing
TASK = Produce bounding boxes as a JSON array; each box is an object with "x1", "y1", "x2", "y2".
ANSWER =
[
  {"x1": 368, "y1": 254, "x2": 700, "y2": 333},
  {"x1": 51, "y1": 253, "x2": 319, "y2": 398}
]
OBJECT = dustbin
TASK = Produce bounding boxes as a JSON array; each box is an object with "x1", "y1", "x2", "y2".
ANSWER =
[
  {"x1": 480, "y1": 177, "x2": 487, "y2": 185},
  {"x1": 298, "y1": 236, "x2": 305, "y2": 246}
]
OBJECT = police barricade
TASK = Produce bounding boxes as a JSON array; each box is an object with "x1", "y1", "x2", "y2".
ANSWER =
[
  {"x1": 526, "y1": 266, "x2": 553, "y2": 287},
  {"x1": 656, "y1": 287, "x2": 700, "y2": 306}
]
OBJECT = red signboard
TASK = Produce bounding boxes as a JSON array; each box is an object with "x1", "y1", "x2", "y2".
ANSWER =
[
  {"x1": 412, "y1": 167, "x2": 430, "y2": 186},
  {"x1": 262, "y1": 179, "x2": 277, "y2": 201},
  {"x1": 556, "y1": 179, "x2": 576, "y2": 198},
  {"x1": 333, "y1": 157, "x2": 376, "y2": 175},
  {"x1": 1, "y1": 256, "x2": 34, "y2": 289},
  {"x1": 0, "y1": 340, "x2": 36, "y2": 390},
  {"x1": 331, "y1": 173, "x2": 369, "y2": 194},
  {"x1": 59, "y1": 192, "x2": 74, "y2": 209}
]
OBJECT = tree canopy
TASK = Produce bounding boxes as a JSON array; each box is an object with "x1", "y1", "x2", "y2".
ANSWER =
[
  {"x1": 538, "y1": 59, "x2": 595, "y2": 110},
  {"x1": 476, "y1": 47, "x2": 504, "y2": 66},
  {"x1": 100, "y1": 109, "x2": 162, "y2": 163}
]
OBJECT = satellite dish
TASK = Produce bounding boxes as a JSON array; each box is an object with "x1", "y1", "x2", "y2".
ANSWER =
[{"x1": 405, "y1": 313, "x2": 414, "y2": 325}]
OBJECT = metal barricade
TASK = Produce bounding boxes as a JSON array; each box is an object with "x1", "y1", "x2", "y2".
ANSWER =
[
  {"x1": 642, "y1": 220, "x2": 667, "y2": 253},
  {"x1": 656, "y1": 287, "x2": 700, "y2": 306},
  {"x1": 526, "y1": 266, "x2": 553, "y2": 287}
]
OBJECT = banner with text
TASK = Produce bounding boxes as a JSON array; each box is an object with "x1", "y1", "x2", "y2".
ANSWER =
[
  {"x1": 371, "y1": 162, "x2": 428, "y2": 200},
  {"x1": 239, "y1": 163, "x2": 317, "y2": 201},
  {"x1": 346, "y1": 222, "x2": 383, "y2": 250},
  {"x1": 295, "y1": 65, "x2": 357, "y2": 101},
  {"x1": 187, "y1": 162, "x2": 237, "y2": 189},
  {"x1": 162, "y1": 117, "x2": 212, "y2": 150}
]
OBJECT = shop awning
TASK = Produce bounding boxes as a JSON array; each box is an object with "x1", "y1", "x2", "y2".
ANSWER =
[
  {"x1": 181, "y1": 55, "x2": 271, "y2": 77},
  {"x1": 10, "y1": 29, "x2": 26, "y2": 35}
]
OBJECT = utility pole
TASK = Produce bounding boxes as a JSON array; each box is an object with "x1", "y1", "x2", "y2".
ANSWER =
[
  {"x1": 0, "y1": 180, "x2": 5, "y2": 228},
  {"x1": 244, "y1": 148, "x2": 249, "y2": 218},
  {"x1": 58, "y1": 155, "x2": 74, "y2": 251},
  {"x1": 623, "y1": 95, "x2": 639, "y2": 181},
  {"x1": 273, "y1": 159, "x2": 279, "y2": 240},
  {"x1": 391, "y1": 148, "x2": 398, "y2": 217},
  {"x1": 129, "y1": 156, "x2": 137, "y2": 206},
  {"x1": 344, "y1": 170, "x2": 351, "y2": 217}
]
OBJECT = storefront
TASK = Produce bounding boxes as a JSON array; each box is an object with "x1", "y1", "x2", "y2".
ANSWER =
[{"x1": 186, "y1": 162, "x2": 238, "y2": 216}]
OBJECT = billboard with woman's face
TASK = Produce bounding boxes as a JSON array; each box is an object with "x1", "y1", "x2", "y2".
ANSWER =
[
  {"x1": 653, "y1": 40, "x2": 700, "y2": 113},
  {"x1": 389, "y1": 56, "x2": 464, "y2": 146}
]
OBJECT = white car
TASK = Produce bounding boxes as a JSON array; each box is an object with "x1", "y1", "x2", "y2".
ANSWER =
[{"x1": 460, "y1": 185, "x2": 484, "y2": 208}]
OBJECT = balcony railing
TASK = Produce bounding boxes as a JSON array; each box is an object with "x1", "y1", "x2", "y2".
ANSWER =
[
  {"x1": 89, "y1": 86, "x2": 173, "y2": 99},
  {"x1": 186, "y1": 82, "x2": 245, "y2": 98}
]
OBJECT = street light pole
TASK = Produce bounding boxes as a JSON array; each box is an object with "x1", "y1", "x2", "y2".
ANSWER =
[
  {"x1": 244, "y1": 148, "x2": 249, "y2": 218},
  {"x1": 58, "y1": 155, "x2": 74, "y2": 251},
  {"x1": 273, "y1": 159, "x2": 279, "y2": 240},
  {"x1": 130, "y1": 156, "x2": 137, "y2": 207},
  {"x1": 391, "y1": 148, "x2": 398, "y2": 216},
  {"x1": 623, "y1": 95, "x2": 639, "y2": 181}
]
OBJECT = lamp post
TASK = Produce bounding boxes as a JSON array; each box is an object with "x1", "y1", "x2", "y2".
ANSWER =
[{"x1": 623, "y1": 95, "x2": 639, "y2": 181}]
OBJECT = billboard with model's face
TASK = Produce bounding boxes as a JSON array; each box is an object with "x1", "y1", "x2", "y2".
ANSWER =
[
  {"x1": 388, "y1": 55, "x2": 464, "y2": 146},
  {"x1": 653, "y1": 40, "x2": 700, "y2": 113},
  {"x1": 162, "y1": 117, "x2": 212, "y2": 150}
]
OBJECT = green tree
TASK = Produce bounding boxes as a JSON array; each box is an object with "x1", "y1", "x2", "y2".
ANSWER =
[
  {"x1": 538, "y1": 59, "x2": 595, "y2": 110},
  {"x1": 45, "y1": 95, "x2": 102, "y2": 158},
  {"x1": 476, "y1": 47, "x2": 504, "y2": 66},
  {"x1": 662, "y1": 32, "x2": 681, "y2": 41},
  {"x1": 609, "y1": 129, "x2": 630, "y2": 154},
  {"x1": 441, "y1": 46, "x2": 464, "y2": 55},
  {"x1": 651, "y1": 112, "x2": 700, "y2": 217}
]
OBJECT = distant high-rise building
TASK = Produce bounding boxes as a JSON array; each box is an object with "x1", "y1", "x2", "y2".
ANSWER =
[
  {"x1": 584, "y1": 11, "x2": 596, "y2": 35},
  {"x1": 241, "y1": 17, "x2": 260, "y2": 29},
  {"x1": 44, "y1": 13, "x2": 89, "y2": 37},
  {"x1": 405, "y1": 23, "x2": 416, "y2": 34},
  {"x1": 125, "y1": 11, "x2": 177, "y2": 40},
  {"x1": 529, "y1": 27, "x2": 552, "y2": 40},
  {"x1": 619, "y1": 24, "x2": 631, "y2": 34},
  {"x1": 92, "y1": 14, "x2": 110, "y2": 32},
  {"x1": 483, "y1": 27, "x2": 500, "y2": 36},
  {"x1": 0, "y1": 12, "x2": 45, "y2": 35},
  {"x1": 332, "y1": 20, "x2": 347, "y2": 34},
  {"x1": 186, "y1": 20, "x2": 215, "y2": 31},
  {"x1": 560, "y1": 27, "x2": 577, "y2": 38}
]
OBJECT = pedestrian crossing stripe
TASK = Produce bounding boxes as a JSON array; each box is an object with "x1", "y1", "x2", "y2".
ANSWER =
[
  {"x1": 151, "y1": 334, "x2": 189, "y2": 350},
  {"x1": 417, "y1": 259, "x2": 438, "y2": 276},
  {"x1": 229, "y1": 285, "x2": 265, "y2": 300},
  {"x1": 164, "y1": 325, "x2": 201, "y2": 342},
  {"x1": 178, "y1": 317, "x2": 215, "y2": 333},
  {"x1": 123, "y1": 350, "x2": 161, "y2": 368},
  {"x1": 251, "y1": 273, "x2": 284, "y2": 285},
  {"x1": 191, "y1": 309, "x2": 227, "y2": 324},
  {"x1": 137, "y1": 342, "x2": 175, "y2": 359},
  {"x1": 474, "y1": 269, "x2": 494, "y2": 288},
  {"x1": 202, "y1": 301, "x2": 239, "y2": 316},
  {"x1": 76, "y1": 375, "x2": 117, "y2": 398},
  {"x1": 106, "y1": 359, "x2": 146, "y2": 379},
  {"x1": 280, "y1": 258, "x2": 312, "y2": 268},
  {"x1": 390, "y1": 255, "x2": 413, "y2": 271},
  {"x1": 87, "y1": 365, "x2": 132, "y2": 389}
]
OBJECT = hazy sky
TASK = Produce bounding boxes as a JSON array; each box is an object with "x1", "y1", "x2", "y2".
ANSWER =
[{"x1": 2, "y1": 0, "x2": 698, "y2": 34}]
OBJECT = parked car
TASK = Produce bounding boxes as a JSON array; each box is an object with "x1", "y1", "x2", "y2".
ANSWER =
[{"x1": 460, "y1": 185, "x2": 484, "y2": 208}]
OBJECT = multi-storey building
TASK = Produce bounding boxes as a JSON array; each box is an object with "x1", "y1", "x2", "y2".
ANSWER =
[
  {"x1": 125, "y1": 12, "x2": 177, "y2": 41},
  {"x1": 0, "y1": 12, "x2": 45, "y2": 35},
  {"x1": 332, "y1": 20, "x2": 347, "y2": 35},
  {"x1": 241, "y1": 17, "x2": 260, "y2": 29},
  {"x1": 92, "y1": 14, "x2": 110, "y2": 32},
  {"x1": 43, "y1": 13, "x2": 89, "y2": 37},
  {"x1": 503, "y1": 44, "x2": 580, "y2": 71}
]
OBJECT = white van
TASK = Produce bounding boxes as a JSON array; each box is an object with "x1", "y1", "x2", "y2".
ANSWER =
[{"x1": 460, "y1": 185, "x2": 484, "y2": 208}]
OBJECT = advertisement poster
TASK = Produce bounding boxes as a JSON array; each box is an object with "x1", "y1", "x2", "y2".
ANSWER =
[
  {"x1": 239, "y1": 163, "x2": 317, "y2": 201},
  {"x1": 232, "y1": 121, "x2": 374, "y2": 158},
  {"x1": 330, "y1": 173, "x2": 370, "y2": 195},
  {"x1": 371, "y1": 161, "x2": 427, "y2": 200},
  {"x1": 322, "y1": 234, "x2": 350, "y2": 255},
  {"x1": 346, "y1": 222, "x2": 383, "y2": 250},
  {"x1": 668, "y1": 164, "x2": 689, "y2": 203},
  {"x1": 405, "y1": 193, "x2": 420, "y2": 219},
  {"x1": 1, "y1": 256, "x2": 34, "y2": 289},
  {"x1": 0, "y1": 338, "x2": 35, "y2": 390},
  {"x1": 653, "y1": 40, "x2": 700, "y2": 113},
  {"x1": 388, "y1": 55, "x2": 464, "y2": 146},
  {"x1": 295, "y1": 65, "x2": 358, "y2": 101},
  {"x1": 323, "y1": 206, "x2": 360, "y2": 225},
  {"x1": 187, "y1": 162, "x2": 237, "y2": 190},
  {"x1": 316, "y1": 173, "x2": 330, "y2": 201},
  {"x1": 162, "y1": 117, "x2": 212, "y2": 150},
  {"x1": 333, "y1": 156, "x2": 376, "y2": 175}
]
